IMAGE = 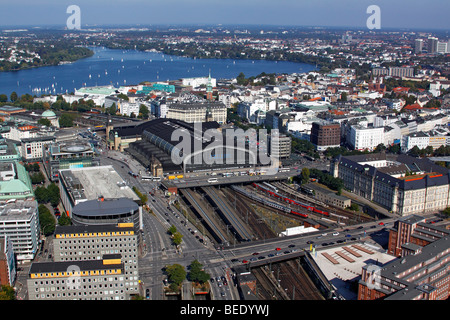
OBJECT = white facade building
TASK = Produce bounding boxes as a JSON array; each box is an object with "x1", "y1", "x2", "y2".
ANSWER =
[{"x1": 349, "y1": 125, "x2": 384, "y2": 151}]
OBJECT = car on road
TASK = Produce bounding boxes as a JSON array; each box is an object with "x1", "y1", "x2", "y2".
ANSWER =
[
  {"x1": 275, "y1": 247, "x2": 281, "y2": 251},
  {"x1": 333, "y1": 232, "x2": 339, "y2": 236},
  {"x1": 322, "y1": 233, "x2": 328, "y2": 236},
  {"x1": 306, "y1": 240, "x2": 314, "y2": 244},
  {"x1": 378, "y1": 222, "x2": 385, "y2": 226},
  {"x1": 242, "y1": 260, "x2": 248, "y2": 264},
  {"x1": 288, "y1": 244, "x2": 295, "y2": 248},
  {"x1": 252, "y1": 252, "x2": 259, "y2": 255}
]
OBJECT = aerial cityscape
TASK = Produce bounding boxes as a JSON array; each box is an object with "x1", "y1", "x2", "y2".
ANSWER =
[{"x1": 0, "y1": 0, "x2": 449, "y2": 312}]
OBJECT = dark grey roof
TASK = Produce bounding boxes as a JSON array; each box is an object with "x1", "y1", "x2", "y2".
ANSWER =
[
  {"x1": 29, "y1": 259, "x2": 123, "y2": 274},
  {"x1": 72, "y1": 198, "x2": 138, "y2": 217},
  {"x1": 55, "y1": 223, "x2": 135, "y2": 235}
]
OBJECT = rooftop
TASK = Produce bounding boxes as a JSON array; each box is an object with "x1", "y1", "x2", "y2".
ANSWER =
[{"x1": 59, "y1": 165, "x2": 139, "y2": 203}]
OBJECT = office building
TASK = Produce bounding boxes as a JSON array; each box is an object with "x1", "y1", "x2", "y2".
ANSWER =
[
  {"x1": 70, "y1": 198, "x2": 141, "y2": 233},
  {"x1": 27, "y1": 255, "x2": 129, "y2": 300},
  {"x1": 359, "y1": 216, "x2": 450, "y2": 300},
  {"x1": 428, "y1": 37, "x2": 438, "y2": 54},
  {"x1": 348, "y1": 125, "x2": 384, "y2": 151},
  {"x1": 0, "y1": 200, "x2": 39, "y2": 261},
  {"x1": 53, "y1": 223, "x2": 139, "y2": 296},
  {"x1": 43, "y1": 139, "x2": 99, "y2": 182},
  {"x1": 310, "y1": 121, "x2": 341, "y2": 151},
  {"x1": 437, "y1": 41, "x2": 448, "y2": 54},
  {"x1": 20, "y1": 136, "x2": 55, "y2": 161},
  {"x1": 415, "y1": 39, "x2": 423, "y2": 54},
  {"x1": 388, "y1": 67, "x2": 414, "y2": 78},
  {"x1": 166, "y1": 101, "x2": 227, "y2": 124},
  {"x1": 331, "y1": 153, "x2": 450, "y2": 215}
]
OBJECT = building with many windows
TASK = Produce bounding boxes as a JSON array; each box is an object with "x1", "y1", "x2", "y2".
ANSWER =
[
  {"x1": 310, "y1": 121, "x2": 341, "y2": 151},
  {"x1": 27, "y1": 255, "x2": 129, "y2": 300},
  {"x1": 331, "y1": 153, "x2": 450, "y2": 215},
  {"x1": 166, "y1": 101, "x2": 227, "y2": 124},
  {"x1": 358, "y1": 216, "x2": 450, "y2": 300},
  {"x1": 42, "y1": 139, "x2": 99, "y2": 182},
  {"x1": 348, "y1": 125, "x2": 384, "y2": 151},
  {"x1": 0, "y1": 200, "x2": 39, "y2": 261},
  {"x1": 52, "y1": 223, "x2": 139, "y2": 297}
]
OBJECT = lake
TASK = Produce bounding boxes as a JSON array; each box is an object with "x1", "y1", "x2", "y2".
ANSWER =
[{"x1": 0, "y1": 47, "x2": 316, "y2": 97}]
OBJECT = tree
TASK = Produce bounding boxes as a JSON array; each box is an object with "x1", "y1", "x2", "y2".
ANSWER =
[
  {"x1": 47, "y1": 183, "x2": 60, "y2": 207},
  {"x1": 300, "y1": 167, "x2": 310, "y2": 184},
  {"x1": 0, "y1": 94, "x2": 7, "y2": 102},
  {"x1": 0, "y1": 285, "x2": 16, "y2": 300},
  {"x1": 10, "y1": 91, "x2": 18, "y2": 102},
  {"x1": 165, "y1": 264, "x2": 186, "y2": 286},
  {"x1": 38, "y1": 204, "x2": 55, "y2": 236},
  {"x1": 168, "y1": 225, "x2": 177, "y2": 235},
  {"x1": 188, "y1": 260, "x2": 210, "y2": 284},
  {"x1": 58, "y1": 212, "x2": 71, "y2": 226},
  {"x1": 172, "y1": 232, "x2": 183, "y2": 247},
  {"x1": 59, "y1": 114, "x2": 74, "y2": 127},
  {"x1": 139, "y1": 104, "x2": 149, "y2": 119}
]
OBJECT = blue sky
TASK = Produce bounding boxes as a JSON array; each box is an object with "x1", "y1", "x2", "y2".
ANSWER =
[{"x1": 0, "y1": 0, "x2": 449, "y2": 30}]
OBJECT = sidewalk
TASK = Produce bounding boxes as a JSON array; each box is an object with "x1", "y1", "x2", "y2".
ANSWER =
[{"x1": 341, "y1": 190, "x2": 392, "y2": 218}]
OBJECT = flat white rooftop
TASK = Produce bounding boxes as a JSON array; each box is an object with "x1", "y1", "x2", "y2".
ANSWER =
[
  {"x1": 311, "y1": 241, "x2": 397, "y2": 300},
  {"x1": 60, "y1": 165, "x2": 139, "y2": 202}
]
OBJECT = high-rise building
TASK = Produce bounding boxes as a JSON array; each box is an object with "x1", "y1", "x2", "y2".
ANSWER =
[
  {"x1": 53, "y1": 223, "x2": 139, "y2": 297},
  {"x1": 428, "y1": 37, "x2": 438, "y2": 53},
  {"x1": 437, "y1": 41, "x2": 448, "y2": 54},
  {"x1": 310, "y1": 121, "x2": 341, "y2": 151},
  {"x1": 0, "y1": 200, "x2": 39, "y2": 261},
  {"x1": 27, "y1": 255, "x2": 129, "y2": 300},
  {"x1": 414, "y1": 39, "x2": 423, "y2": 54}
]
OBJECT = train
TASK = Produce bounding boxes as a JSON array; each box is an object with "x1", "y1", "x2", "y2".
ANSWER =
[
  {"x1": 230, "y1": 185, "x2": 309, "y2": 219},
  {"x1": 252, "y1": 183, "x2": 330, "y2": 217}
]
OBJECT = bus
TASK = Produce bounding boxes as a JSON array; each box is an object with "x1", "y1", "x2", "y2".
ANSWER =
[
  {"x1": 152, "y1": 177, "x2": 161, "y2": 182},
  {"x1": 221, "y1": 172, "x2": 233, "y2": 177},
  {"x1": 207, "y1": 178, "x2": 218, "y2": 183},
  {"x1": 141, "y1": 176, "x2": 153, "y2": 181}
]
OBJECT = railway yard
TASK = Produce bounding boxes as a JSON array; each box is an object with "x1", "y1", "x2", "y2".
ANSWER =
[{"x1": 176, "y1": 181, "x2": 376, "y2": 300}]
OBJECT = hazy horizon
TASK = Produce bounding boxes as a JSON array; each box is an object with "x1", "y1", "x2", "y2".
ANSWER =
[{"x1": 0, "y1": 0, "x2": 449, "y2": 31}]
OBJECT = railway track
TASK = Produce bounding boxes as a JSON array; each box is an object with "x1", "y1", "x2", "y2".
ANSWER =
[
  {"x1": 271, "y1": 182, "x2": 374, "y2": 223},
  {"x1": 201, "y1": 186, "x2": 253, "y2": 242}
]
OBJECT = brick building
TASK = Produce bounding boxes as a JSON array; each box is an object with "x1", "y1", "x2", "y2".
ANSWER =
[
  {"x1": 310, "y1": 121, "x2": 341, "y2": 151},
  {"x1": 358, "y1": 216, "x2": 450, "y2": 300}
]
